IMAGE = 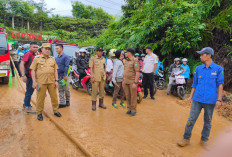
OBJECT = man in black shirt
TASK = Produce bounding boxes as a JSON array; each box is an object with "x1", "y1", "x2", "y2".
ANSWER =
[{"x1": 76, "y1": 49, "x2": 88, "y2": 86}]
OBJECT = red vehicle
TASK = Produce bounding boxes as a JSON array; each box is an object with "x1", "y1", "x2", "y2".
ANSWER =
[
  {"x1": 70, "y1": 68, "x2": 92, "y2": 95},
  {"x1": 0, "y1": 27, "x2": 10, "y2": 84}
]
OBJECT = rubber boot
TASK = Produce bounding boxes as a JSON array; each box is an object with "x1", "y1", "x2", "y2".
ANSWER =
[
  {"x1": 99, "y1": 99, "x2": 107, "y2": 109},
  {"x1": 92, "y1": 101, "x2": 96, "y2": 111}
]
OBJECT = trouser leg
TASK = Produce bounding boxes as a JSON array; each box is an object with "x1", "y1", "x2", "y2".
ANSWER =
[
  {"x1": 24, "y1": 78, "x2": 34, "y2": 108},
  {"x1": 124, "y1": 84, "x2": 131, "y2": 111},
  {"x1": 36, "y1": 84, "x2": 47, "y2": 115},
  {"x1": 99, "y1": 80, "x2": 105, "y2": 99},
  {"x1": 148, "y1": 73, "x2": 154, "y2": 97},
  {"x1": 167, "y1": 77, "x2": 174, "y2": 94},
  {"x1": 184, "y1": 101, "x2": 202, "y2": 139},
  {"x1": 201, "y1": 103, "x2": 215, "y2": 142},
  {"x1": 47, "y1": 83, "x2": 59, "y2": 114},
  {"x1": 14, "y1": 61, "x2": 21, "y2": 76},
  {"x1": 58, "y1": 79, "x2": 65, "y2": 104},
  {"x1": 130, "y1": 83, "x2": 137, "y2": 113},
  {"x1": 143, "y1": 73, "x2": 148, "y2": 96},
  {"x1": 64, "y1": 81, "x2": 70, "y2": 102},
  {"x1": 92, "y1": 81, "x2": 99, "y2": 101},
  {"x1": 112, "y1": 82, "x2": 120, "y2": 104},
  {"x1": 119, "y1": 82, "x2": 124, "y2": 104}
]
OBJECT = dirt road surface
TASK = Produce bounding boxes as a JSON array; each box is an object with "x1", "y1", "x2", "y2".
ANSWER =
[{"x1": 0, "y1": 78, "x2": 231, "y2": 157}]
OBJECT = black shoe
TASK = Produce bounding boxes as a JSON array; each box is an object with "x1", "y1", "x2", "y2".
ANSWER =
[
  {"x1": 54, "y1": 112, "x2": 62, "y2": 117},
  {"x1": 151, "y1": 97, "x2": 155, "y2": 100},
  {"x1": 59, "y1": 104, "x2": 67, "y2": 108},
  {"x1": 66, "y1": 101, "x2": 70, "y2": 106},
  {"x1": 37, "y1": 114, "x2": 43, "y2": 121},
  {"x1": 143, "y1": 96, "x2": 147, "y2": 99}
]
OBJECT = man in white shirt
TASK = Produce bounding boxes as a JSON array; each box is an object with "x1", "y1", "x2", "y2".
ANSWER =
[
  {"x1": 142, "y1": 46, "x2": 158, "y2": 100},
  {"x1": 106, "y1": 49, "x2": 115, "y2": 87}
]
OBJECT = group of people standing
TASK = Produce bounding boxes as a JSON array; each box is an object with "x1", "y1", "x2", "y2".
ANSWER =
[{"x1": 16, "y1": 42, "x2": 224, "y2": 149}]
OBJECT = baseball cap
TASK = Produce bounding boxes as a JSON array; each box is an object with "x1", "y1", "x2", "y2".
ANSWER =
[
  {"x1": 42, "y1": 43, "x2": 51, "y2": 49},
  {"x1": 146, "y1": 46, "x2": 152, "y2": 50},
  {"x1": 196, "y1": 47, "x2": 214, "y2": 56},
  {"x1": 97, "y1": 47, "x2": 103, "y2": 51},
  {"x1": 126, "y1": 48, "x2": 135, "y2": 55}
]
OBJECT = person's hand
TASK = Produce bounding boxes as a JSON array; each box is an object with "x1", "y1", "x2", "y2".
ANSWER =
[
  {"x1": 215, "y1": 101, "x2": 222, "y2": 109},
  {"x1": 22, "y1": 76, "x2": 27, "y2": 83},
  {"x1": 114, "y1": 82, "x2": 119, "y2": 88},
  {"x1": 55, "y1": 81, "x2": 58, "y2": 88},
  {"x1": 132, "y1": 83, "x2": 137, "y2": 89},
  {"x1": 122, "y1": 81, "x2": 125, "y2": 88},
  {"x1": 187, "y1": 96, "x2": 192, "y2": 103},
  {"x1": 32, "y1": 81, "x2": 37, "y2": 89},
  {"x1": 64, "y1": 76, "x2": 68, "y2": 81},
  {"x1": 91, "y1": 77, "x2": 95, "y2": 83}
]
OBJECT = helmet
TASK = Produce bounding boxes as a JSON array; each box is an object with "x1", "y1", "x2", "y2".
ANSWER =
[
  {"x1": 18, "y1": 46, "x2": 22, "y2": 49},
  {"x1": 109, "y1": 49, "x2": 116, "y2": 57},
  {"x1": 79, "y1": 48, "x2": 87, "y2": 53},
  {"x1": 174, "y1": 58, "x2": 180, "y2": 63},
  {"x1": 182, "y1": 58, "x2": 188, "y2": 62},
  {"x1": 141, "y1": 54, "x2": 146, "y2": 57},
  {"x1": 135, "y1": 53, "x2": 139, "y2": 57},
  {"x1": 86, "y1": 51, "x2": 90, "y2": 55}
]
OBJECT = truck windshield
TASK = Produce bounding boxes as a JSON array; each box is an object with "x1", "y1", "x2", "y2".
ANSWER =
[{"x1": 0, "y1": 33, "x2": 8, "y2": 55}]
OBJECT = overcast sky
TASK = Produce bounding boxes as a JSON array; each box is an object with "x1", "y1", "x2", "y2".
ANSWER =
[{"x1": 34, "y1": 0, "x2": 125, "y2": 17}]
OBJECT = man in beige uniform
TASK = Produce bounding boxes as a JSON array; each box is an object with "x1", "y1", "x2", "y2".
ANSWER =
[
  {"x1": 30, "y1": 43, "x2": 62, "y2": 121},
  {"x1": 89, "y1": 47, "x2": 107, "y2": 111},
  {"x1": 124, "y1": 48, "x2": 140, "y2": 116}
]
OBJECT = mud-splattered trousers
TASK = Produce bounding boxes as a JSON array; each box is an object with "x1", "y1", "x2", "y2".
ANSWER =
[{"x1": 183, "y1": 100, "x2": 215, "y2": 142}]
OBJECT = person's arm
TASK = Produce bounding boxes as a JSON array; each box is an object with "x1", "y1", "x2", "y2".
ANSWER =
[
  {"x1": 215, "y1": 68, "x2": 224, "y2": 109},
  {"x1": 31, "y1": 70, "x2": 37, "y2": 89},
  {"x1": 55, "y1": 70, "x2": 59, "y2": 88},
  {"x1": 112, "y1": 61, "x2": 119, "y2": 83},
  {"x1": 169, "y1": 64, "x2": 173, "y2": 76},
  {"x1": 187, "y1": 65, "x2": 191, "y2": 75},
  {"x1": 89, "y1": 57, "x2": 95, "y2": 83},
  {"x1": 152, "y1": 63, "x2": 158, "y2": 73},
  {"x1": 188, "y1": 67, "x2": 198, "y2": 103},
  {"x1": 63, "y1": 56, "x2": 71, "y2": 80}
]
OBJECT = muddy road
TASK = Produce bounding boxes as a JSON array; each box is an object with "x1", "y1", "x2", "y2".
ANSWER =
[{"x1": 0, "y1": 78, "x2": 231, "y2": 157}]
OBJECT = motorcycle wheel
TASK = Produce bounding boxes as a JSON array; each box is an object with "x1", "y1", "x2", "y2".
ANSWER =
[
  {"x1": 153, "y1": 82, "x2": 157, "y2": 95},
  {"x1": 137, "y1": 92, "x2": 143, "y2": 104},
  {"x1": 156, "y1": 80, "x2": 165, "y2": 90},
  {"x1": 87, "y1": 81, "x2": 92, "y2": 95},
  {"x1": 177, "y1": 87, "x2": 185, "y2": 100}
]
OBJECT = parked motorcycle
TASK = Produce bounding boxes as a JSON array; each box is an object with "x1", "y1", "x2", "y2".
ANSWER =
[
  {"x1": 70, "y1": 67, "x2": 92, "y2": 95},
  {"x1": 154, "y1": 67, "x2": 166, "y2": 90},
  {"x1": 170, "y1": 71, "x2": 186, "y2": 100}
]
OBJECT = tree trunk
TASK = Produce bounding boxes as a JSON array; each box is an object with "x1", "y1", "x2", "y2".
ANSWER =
[
  {"x1": 12, "y1": 16, "x2": 14, "y2": 29},
  {"x1": 27, "y1": 20, "x2": 30, "y2": 30},
  {"x1": 40, "y1": 21, "x2": 42, "y2": 31}
]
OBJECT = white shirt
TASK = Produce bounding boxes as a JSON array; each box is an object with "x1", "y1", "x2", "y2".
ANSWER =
[
  {"x1": 142, "y1": 53, "x2": 158, "y2": 73},
  {"x1": 106, "y1": 58, "x2": 113, "y2": 72}
]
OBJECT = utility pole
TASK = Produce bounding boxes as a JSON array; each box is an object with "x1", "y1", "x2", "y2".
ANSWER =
[
  {"x1": 27, "y1": 20, "x2": 30, "y2": 30},
  {"x1": 12, "y1": 15, "x2": 15, "y2": 29}
]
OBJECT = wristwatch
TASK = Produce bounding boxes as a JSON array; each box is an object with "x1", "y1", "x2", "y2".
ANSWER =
[
  {"x1": 21, "y1": 74, "x2": 26, "y2": 77},
  {"x1": 55, "y1": 80, "x2": 59, "y2": 82},
  {"x1": 217, "y1": 100, "x2": 222, "y2": 102},
  {"x1": 134, "y1": 82, "x2": 138, "y2": 85}
]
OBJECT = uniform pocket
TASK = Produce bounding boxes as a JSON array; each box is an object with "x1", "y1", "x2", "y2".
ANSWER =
[
  {"x1": 197, "y1": 76, "x2": 204, "y2": 84},
  {"x1": 210, "y1": 75, "x2": 217, "y2": 87}
]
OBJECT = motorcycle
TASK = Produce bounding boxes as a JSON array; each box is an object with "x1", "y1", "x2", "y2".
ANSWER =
[
  {"x1": 154, "y1": 67, "x2": 166, "y2": 90},
  {"x1": 105, "y1": 74, "x2": 143, "y2": 104},
  {"x1": 70, "y1": 67, "x2": 92, "y2": 95},
  {"x1": 170, "y1": 71, "x2": 186, "y2": 100}
]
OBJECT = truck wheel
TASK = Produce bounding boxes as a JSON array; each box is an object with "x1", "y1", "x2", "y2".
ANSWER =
[
  {"x1": 177, "y1": 87, "x2": 185, "y2": 100},
  {"x1": 137, "y1": 92, "x2": 143, "y2": 104},
  {"x1": 3, "y1": 77, "x2": 9, "y2": 84}
]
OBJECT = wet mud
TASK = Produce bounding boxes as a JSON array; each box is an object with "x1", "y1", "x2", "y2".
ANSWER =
[{"x1": 0, "y1": 78, "x2": 231, "y2": 157}]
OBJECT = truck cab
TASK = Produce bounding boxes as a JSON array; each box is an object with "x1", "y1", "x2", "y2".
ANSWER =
[{"x1": 0, "y1": 27, "x2": 10, "y2": 84}]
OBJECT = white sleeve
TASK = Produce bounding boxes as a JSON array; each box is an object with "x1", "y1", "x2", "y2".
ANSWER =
[{"x1": 154, "y1": 55, "x2": 158, "y2": 64}]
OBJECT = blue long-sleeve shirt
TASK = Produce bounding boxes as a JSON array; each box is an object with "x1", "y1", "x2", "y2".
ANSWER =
[
  {"x1": 155, "y1": 61, "x2": 163, "y2": 74},
  {"x1": 192, "y1": 62, "x2": 224, "y2": 104},
  {"x1": 181, "y1": 64, "x2": 190, "y2": 79},
  {"x1": 55, "y1": 53, "x2": 71, "y2": 79}
]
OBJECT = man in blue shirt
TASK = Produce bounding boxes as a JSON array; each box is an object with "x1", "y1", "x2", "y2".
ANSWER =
[
  {"x1": 181, "y1": 58, "x2": 190, "y2": 89},
  {"x1": 177, "y1": 47, "x2": 224, "y2": 149},
  {"x1": 55, "y1": 44, "x2": 71, "y2": 108}
]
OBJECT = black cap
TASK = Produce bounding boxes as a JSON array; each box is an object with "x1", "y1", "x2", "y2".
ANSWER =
[
  {"x1": 126, "y1": 47, "x2": 135, "y2": 55},
  {"x1": 97, "y1": 47, "x2": 103, "y2": 51},
  {"x1": 146, "y1": 46, "x2": 152, "y2": 50}
]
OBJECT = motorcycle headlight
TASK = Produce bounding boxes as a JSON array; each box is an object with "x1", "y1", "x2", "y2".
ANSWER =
[{"x1": 0, "y1": 60, "x2": 10, "y2": 70}]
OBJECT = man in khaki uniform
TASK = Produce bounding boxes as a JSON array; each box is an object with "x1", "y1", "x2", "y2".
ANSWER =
[
  {"x1": 124, "y1": 48, "x2": 140, "y2": 116},
  {"x1": 30, "y1": 43, "x2": 62, "y2": 121},
  {"x1": 89, "y1": 47, "x2": 107, "y2": 111}
]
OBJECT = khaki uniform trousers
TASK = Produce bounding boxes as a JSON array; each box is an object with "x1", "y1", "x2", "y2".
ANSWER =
[
  {"x1": 36, "y1": 83, "x2": 59, "y2": 114},
  {"x1": 92, "y1": 80, "x2": 105, "y2": 101},
  {"x1": 124, "y1": 83, "x2": 137, "y2": 112}
]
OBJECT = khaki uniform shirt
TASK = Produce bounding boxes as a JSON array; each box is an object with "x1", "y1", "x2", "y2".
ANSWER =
[
  {"x1": 30, "y1": 54, "x2": 58, "y2": 84},
  {"x1": 10, "y1": 50, "x2": 19, "y2": 61},
  {"x1": 124, "y1": 57, "x2": 140, "y2": 84},
  {"x1": 89, "y1": 55, "x2": 106, "y2": 81}
]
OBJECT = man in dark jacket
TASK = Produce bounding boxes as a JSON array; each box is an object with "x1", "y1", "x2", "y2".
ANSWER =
[{"x1": 76, "y1": 49, "x2": 88, "y2": 86}]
